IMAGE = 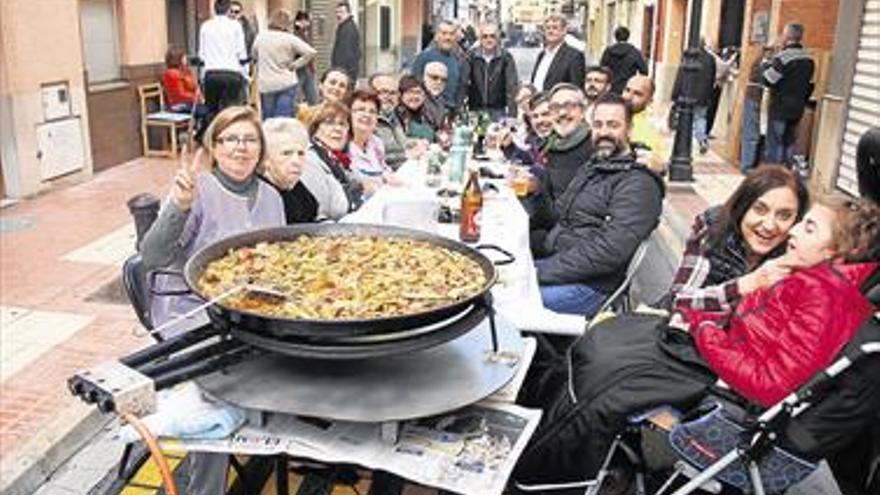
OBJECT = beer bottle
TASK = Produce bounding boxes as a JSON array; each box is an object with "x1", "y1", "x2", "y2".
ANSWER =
[{"x1": 459, "y1": 170, "x2": 483, "y2": 243}]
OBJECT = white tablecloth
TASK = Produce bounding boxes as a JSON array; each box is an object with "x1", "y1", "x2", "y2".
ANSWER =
[{"x1": 343, "y1": 160, "x2": 587, "y2": 336}]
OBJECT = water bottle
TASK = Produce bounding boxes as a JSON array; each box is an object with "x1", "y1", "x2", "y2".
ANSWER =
[{"x1": 448, "y1": 124, "x2": 471, "y2": 184}]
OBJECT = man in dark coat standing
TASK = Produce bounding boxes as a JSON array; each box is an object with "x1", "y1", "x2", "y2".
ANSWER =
[
  {"x1": 671, "y1": 40, "x2": 717, "y2": 154},
  {"x1": 467, "y1": 22, "x2": 519, "y2": 118},
  {"x1": 331, "y1": 1, "x2": 361, "y2": 79},
  {"x1": 600, "y1": 26, "x2": 648, "y2": 95},
  {"x1": 530, "y1": 14, "x2": 585, "y2": 92}
]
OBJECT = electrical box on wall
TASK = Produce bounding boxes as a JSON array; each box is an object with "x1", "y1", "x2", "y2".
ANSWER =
[
  {"x1": 37, "y1": 117, "x2": 86, "y2": 180},
  {"x1": 41, "y1": 81, "x2": 73, "y2": 122}
]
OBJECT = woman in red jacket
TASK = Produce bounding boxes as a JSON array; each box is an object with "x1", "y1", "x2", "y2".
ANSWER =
[
  {"x1": 162, "y1": 46, "x2": 200, "y2": 112},
  {"x1": 514, "y1": 194, "x2": 880, "y2": 486}
]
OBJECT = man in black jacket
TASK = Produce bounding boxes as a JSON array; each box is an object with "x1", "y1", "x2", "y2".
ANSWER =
[
  {"x1": 467, "y1": 23, "x2": 519, "y2": 118},
  {"x1": 600, "y1": 26, "x2": 648, "y2": 95},
  {"x1": 530, "y1": 14, "x2": 586, "y2": 91},
  {"x1": 533, "y1": 92, "x2": 664, "y2": 316},
  {"x1": 671, "y1": 40, "x2": 717, "y2": 154},
  {"x1": 762, "y1": 22, "x2": 814, "y2": 165},
  {"x1": 331, "y1": 1, "x2": 361, "y2": 79}
]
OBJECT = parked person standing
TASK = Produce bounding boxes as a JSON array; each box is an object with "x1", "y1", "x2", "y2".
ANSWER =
[
  {"x1": 198, "y1": 0, "x2": 248, "y2": 129},
  {"x1": 740, "y1": 46, "x2": 773, "y2": 171},
  {"x1": 467, "y1": 22, "x2": 519, "y2": 119},
  {"x1": 583, "y1": 65, "x2": 613, "y2": 115},
  {"x1": 411, "y1": 20, "x2": 467, "y2": 110},
  {"x1": 293, "y1": 11, "x2": 319, "y2": 105},
  {"x1": 252, "y1": 9, "x2": 317, "y2": 120},
  {"x1": 530, "y1": 14, "x2": 585, "y2": 92},
  {"x1": 762, "y1": 22, "x2": 815, "y2": 166},
  {"x1": 331, "y1": 1, "x2": 361, "y2": 80},
  {"x1": 672, "y1": 39, "x2": 716, "y2": 154},
  {"x1": 600, "y1": 26, "x2": 648, "y2": 95}
]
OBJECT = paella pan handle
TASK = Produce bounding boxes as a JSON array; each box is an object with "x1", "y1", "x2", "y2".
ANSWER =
[
  {"x1": 475, "y1": 244, "x2": 515, "y2": 266},
  {"x1": 147, "y1": 269, "x2": 192, "y2": 296}
]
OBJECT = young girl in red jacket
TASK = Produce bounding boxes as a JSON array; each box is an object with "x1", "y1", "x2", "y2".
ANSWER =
[{"x1": 514, "y1": 193, "x2": 880, "y2": 486}]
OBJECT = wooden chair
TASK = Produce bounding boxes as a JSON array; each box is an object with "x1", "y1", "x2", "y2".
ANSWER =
[{"x1": 138, "y1": 83, "x2": 192, "y2": 158}]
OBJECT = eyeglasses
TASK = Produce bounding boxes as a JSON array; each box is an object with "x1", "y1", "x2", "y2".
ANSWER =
[
  {"x1": 229, "y1": 9, "x2": 241, "y2": 15},
  {"x1": 426, "y1": 74, "x2": 448, "y2": 82},
  {"x1": 320, "y1": 119, "x2": 350, "y2": 129},
  {"x1": 481, "y1": 33, "x2": 498, "y2": 39},
  {"x1": 548, "y1": 101, "x2": 584, "y2": 112},
  {"x1": 217, "y1": 134, "x2": 260, "y2": 148},
  {"x1": 352, "y1": 106, "x2": 378, "y2": 116},
  {"x1": 375, "y1": 89, "x2": 398, "y2": 96}
]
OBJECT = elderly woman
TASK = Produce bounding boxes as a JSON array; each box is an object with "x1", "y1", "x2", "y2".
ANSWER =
[
  {"x1": 396, "y1": 75, "x2": 437, "y2": 142},
  {"x1": 347, "y1": 89, "x2": 401, "y2": 197},
  {"x1": 142, "y1": 106, "x2": 284, "y2": 336},
  {"x1": 301, "y1": 101, "x2": 362, "y2": 220},
  {"x1": 261, "y1": 118, "x2": 318, "y2": 223},
  {"x1": 296, "y1": 67, "x2": 351, "y2": 126},
  {"x1": 252, "y1": 8, "x2": 317, "y2": 119}
]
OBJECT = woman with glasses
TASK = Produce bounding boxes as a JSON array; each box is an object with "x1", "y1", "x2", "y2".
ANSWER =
[
  {"x1": 348, "y1": 89, "x2": 401, "y2": 197},
  {"x1": 301, "y1": 102, "x2": 362, "y2": 220},
  {"x1": 142, "y1": 106, "x2": 284, "y2": 338},
  {"x1": 396, "y1": 75, "x2": 438, "y2": 142}
]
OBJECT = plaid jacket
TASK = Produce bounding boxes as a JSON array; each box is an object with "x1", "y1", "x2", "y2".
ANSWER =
[{"x1": 664, "y1": 209, "x2": 744, "y2": 313}]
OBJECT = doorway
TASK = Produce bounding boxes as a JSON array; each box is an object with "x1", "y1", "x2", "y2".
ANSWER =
[{"x1": 719, "y1": 0, "x2": 745, "y2": 49}]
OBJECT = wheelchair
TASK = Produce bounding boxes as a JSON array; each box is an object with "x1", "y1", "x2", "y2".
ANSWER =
[{"x1": 514, "y1": 268, "x2": 880, "y2": 495}]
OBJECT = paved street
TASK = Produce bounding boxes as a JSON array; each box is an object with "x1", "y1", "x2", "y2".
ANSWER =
[{"x1": 508, "y1": 46, "x2": 540, "y2": 82}]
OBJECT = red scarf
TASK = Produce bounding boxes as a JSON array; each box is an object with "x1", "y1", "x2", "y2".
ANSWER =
[{"x1": 331, "y1": 148, "x2": 351, "y2": 170}]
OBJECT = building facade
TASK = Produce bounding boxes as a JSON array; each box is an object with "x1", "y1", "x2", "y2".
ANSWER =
[{"x1": 0, "y1": 0, "x2": 425, "y2": 199}]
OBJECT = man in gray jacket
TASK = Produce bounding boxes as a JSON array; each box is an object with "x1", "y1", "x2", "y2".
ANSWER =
[
  {"x1": 369, "y1": 73, "x2": 409, "y2": 169},
  {"x1": 534, "y1": 92, "x2": 664, "y2": 316},
  {"x1": 331, "y1": 1, "x2": 360, "y2": 79}
]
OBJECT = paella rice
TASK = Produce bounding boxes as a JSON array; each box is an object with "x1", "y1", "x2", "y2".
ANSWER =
[{"x1": 197, "y1": 236, "x2": 488, "y2": 320}]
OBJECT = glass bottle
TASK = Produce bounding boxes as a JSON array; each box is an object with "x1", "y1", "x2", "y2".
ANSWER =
[{"x1": 459, "y1": 170, "x2": 483, "y2": 243}]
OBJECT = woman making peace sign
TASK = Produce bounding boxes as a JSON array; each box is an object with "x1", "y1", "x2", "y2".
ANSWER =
[{"x1": 141, "y1": 106, "x2": 285, "y2": 338}]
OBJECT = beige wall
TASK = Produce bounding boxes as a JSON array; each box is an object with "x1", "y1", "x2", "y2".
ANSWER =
[
  {"x1": 0, "y1": 0, "x2": 94, "y2": 198},
  {"x1": 118, "y1": 0, "x2": 168, "y2": 66}
]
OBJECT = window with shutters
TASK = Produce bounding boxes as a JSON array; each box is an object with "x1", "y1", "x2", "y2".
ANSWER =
[{"x1": 380, "y1": 6, "x2": 392, "y2": 51}]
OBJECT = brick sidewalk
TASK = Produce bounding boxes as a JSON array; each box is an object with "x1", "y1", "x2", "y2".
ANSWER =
[{"x1": 0, "y1": 157, "x2": 175, "y2": 490}]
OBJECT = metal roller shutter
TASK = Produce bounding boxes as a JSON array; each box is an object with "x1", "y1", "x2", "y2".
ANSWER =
[{"x1": 836, "y1": 0, "x2": 880, "y2": 195}]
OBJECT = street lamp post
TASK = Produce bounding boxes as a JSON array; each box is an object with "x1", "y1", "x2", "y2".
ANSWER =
[{"x1": 667, "y1": 0, "x2": 703, "y2": 182}]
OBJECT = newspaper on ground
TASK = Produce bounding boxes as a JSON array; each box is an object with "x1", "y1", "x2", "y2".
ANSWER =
[
  {"x1": 157, "y1": 337, "x2": 540, "y2": 494},
  {"x1": 165, "y1": 401, "x2": 541, "y2": 495}
]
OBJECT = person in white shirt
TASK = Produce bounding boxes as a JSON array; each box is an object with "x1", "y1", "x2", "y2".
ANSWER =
[
  {"x1": 198, "y1": 0, "x2": 248, "y2": 128},
  {"x1": 252, "y1": 8, "x2": 317, "y2": 119}
]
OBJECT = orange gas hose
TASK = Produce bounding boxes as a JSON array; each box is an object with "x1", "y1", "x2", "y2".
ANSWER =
[{"x1": 121, "y1": 412, "x2": 179, "y2": 495}]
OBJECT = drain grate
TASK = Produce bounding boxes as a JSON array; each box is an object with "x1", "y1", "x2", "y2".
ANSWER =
[{"x1": 0, "y1": 217, "x2": 35, "y2": 233}]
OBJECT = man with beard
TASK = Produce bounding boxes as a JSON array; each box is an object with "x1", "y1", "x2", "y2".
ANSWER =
[
  {"x1": 532, "y1": 92, "x2": 664, "y2": 316},
  {"x1": 622, "y1": 74, "x2": 666, "y2": 173},
  {"x1": 583, "y1": 65, "x2": 613, "y2": 115}
]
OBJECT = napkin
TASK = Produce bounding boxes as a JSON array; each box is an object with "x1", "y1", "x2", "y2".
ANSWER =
[{"x1": 115, "y1": 382, "x2": 246, "y2": 443}]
